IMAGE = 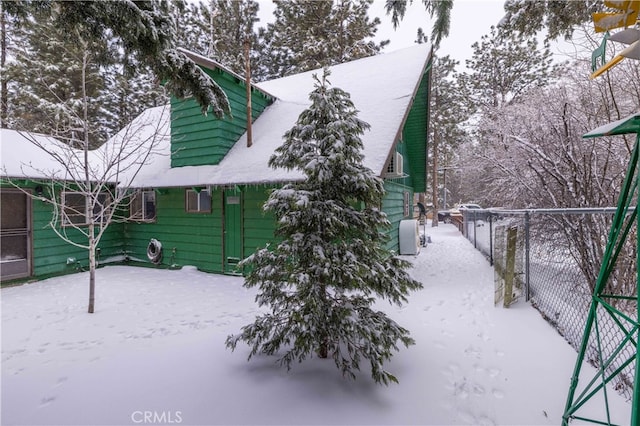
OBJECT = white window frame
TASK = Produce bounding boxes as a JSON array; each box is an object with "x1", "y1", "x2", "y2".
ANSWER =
[
  {"x1": 185, "y1": 188, "x2": 212, "y2": 213},
  {"x1": 131, "y1": 190, "x2": 157, "y2": 222}
]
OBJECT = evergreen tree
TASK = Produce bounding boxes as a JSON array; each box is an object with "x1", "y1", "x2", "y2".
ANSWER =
[
  {"x1": 460, "y1": 25, "x2": 559, "y2": 110},
  {"x1": 7, "y1": 1, "x2": 230, "y2": 118},
  {"x1": 226, "y1": 69, "x2": 422, "y2": 385},
  {"x1": 100, "y1": 50, "x2": 168, "y2": 133},
  {"x1": 428, "y1": 55, "x2": 471, "y2": 209},
  {"x1": 7, "y1": 12, "x2": 112, "y2": 147},
  {"x1": 206, "y1": 0, "x2": 260, "y2": 76},
  {"x1": 456, "y1": 26, "x2": 559, "y2": 206},
  {"x1": 258, "y1": 0, "x2": 388, "y2": 80},
  {"x1": 385, "y1": 0, "x2": 453, "y2": 48},
  {"x1": 500, "y1": 0, "x2": 599, "y2": 40},
  {"x1": 0, "y1": 1, "x2": 12, "y2": 127},
  {"x1": 168, "y1": 0, "x2": 261, "y2": 80},
  {"x1": 170, "y1": 0, "x2": 210, "y2": 55}
]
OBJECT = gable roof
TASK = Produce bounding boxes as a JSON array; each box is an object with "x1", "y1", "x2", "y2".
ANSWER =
[{"x1": 102, "y1": 44, "x2": 433, "y2": 188}]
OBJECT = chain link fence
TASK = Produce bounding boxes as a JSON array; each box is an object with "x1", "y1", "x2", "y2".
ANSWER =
[{"x1": 462, "y1": 208, "x2": 637, "y2": 399}]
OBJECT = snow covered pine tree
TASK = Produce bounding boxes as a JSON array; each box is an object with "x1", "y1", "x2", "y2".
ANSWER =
[{"x1": 226, "y1": 69, "x2": 422, "y2": 385}]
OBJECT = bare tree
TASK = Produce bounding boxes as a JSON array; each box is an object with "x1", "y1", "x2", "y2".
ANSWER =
[
  {"x1": 465, "y1": 57, "x2": 639, "y2": 298},
  {"x1": 4, "y1": 45, "x2": 168, "y2": 313}
]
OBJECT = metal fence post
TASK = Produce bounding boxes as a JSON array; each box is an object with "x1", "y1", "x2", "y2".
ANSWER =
[
  {"x1": 473, "y1": 210, "x2": 478, "y2": 249},
  {"x1": 489, "y1": 213, "x2": 494, "y2": 266},
  {"x1": 504, "y1": 226, "x2": 518, "y2": 308},
  {"x1": 524, "y1": 211, "x2": 531, "y2": 302}
]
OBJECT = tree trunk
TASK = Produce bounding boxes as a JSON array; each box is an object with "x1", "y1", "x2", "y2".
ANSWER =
[
  {"x1": 88, "y1": 224, "x2": 96, "y2": 313},
  {"x1": 431, "y1": 128, "x2": 439, "y2": 227},
  {"x1": 318, "y1": 278, "x2": 329, "y2": 358},
  {"x1": 0, "y1": 2, "x2": 8, "y2": 127},
  {"x1": 82, "y1": 48, "x2": 95, "y2": 314}
]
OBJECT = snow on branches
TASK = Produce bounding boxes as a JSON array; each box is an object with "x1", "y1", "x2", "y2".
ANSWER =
[{"x1": 226, "y1": 69, "x2": 422, "y2": 385}]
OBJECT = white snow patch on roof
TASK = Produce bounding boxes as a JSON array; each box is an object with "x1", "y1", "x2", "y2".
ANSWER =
[
  {"x1": 1, "y1": 129, "x2": 86, "y2": 180},
  {"x1": 2, "y1": 106, "x2": 172, "y2": 186},
  {"x1": 2, "y1": 45, "x2": 431, "y2": 188},
  {"x1": 122, "y1": 44, "x2": 431, "y2": 188}
]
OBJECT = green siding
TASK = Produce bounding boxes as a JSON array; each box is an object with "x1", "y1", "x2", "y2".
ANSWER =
[
  {"x1": 242, "y1": 186, "x2": 277, "y2": 257},
  {"x1": 402, "y1": 68, "x2": 429, "y2": 193},
  {"x1": 171, "y1": 68, "x2": 273, "y2": 168},
  {"x1": 123, "y1": 187, "x2": 224, "y2": 273},
  {"x1": 2, "y1": 183, "x2": 124, "y2": 280},
  {"x1": 10, "y1": 179, "x2": 412, "y2": 280},
  {"x1": 382, "y1": 180, "x2": 413, "y2": 252}
]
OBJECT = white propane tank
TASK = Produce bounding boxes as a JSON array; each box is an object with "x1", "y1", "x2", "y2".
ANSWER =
[{"x1": 399, "y1": 219, "x2": 420, "y2": 255}]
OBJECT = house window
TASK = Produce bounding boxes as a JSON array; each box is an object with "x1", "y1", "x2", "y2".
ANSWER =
[
  {"x1": 131, "y1": 190, "x2": 156, "y2": 222},
  {"x1": 403, "y1": 191, "x2": 410, "y2": 217},
  {"x1": 186, "y1": 189, "x2": 211, "y2": 213},
  {"x1": 62, "y1": 192, "x2": 110, "y2": 226}
]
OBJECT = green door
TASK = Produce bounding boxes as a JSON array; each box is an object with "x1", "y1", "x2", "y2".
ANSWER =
[{"x1": 224, "y1": 188, "x2": 242, "y2": 274}]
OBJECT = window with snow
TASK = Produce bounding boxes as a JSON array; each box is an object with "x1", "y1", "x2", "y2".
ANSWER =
[
  {"x1": 62, "y1": 192, "x2": 110, "y2": 226},
  {"x1": 131, "y1": 190, "x2": 156, "y2": 222},
  {"x1": 186, "y1": 189, "x2": 212, "y2": 213}
]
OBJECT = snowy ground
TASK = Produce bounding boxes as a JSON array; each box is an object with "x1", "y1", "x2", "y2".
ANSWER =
[{"x1": 1, "y1": 223, "x2": 630, "y2": 425}]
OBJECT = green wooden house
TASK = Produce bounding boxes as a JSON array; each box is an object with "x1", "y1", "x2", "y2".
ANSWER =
[
  {"x1": 0, "y1": 130, "x2": 125, "y2": 281},
  {"x1": 0, "y1": 44, "x2": 431, "y2": 280}
]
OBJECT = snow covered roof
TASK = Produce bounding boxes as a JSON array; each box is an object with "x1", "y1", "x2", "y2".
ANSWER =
[
  {"x1": 3, "y1": 45, "x2": 431, "y2": 188},
  {"x1": 583, "y1": 111, "x2": 640, "y2": 138},
  {"x1": 118, "y1": 44, "x2": 432, "y2": 188},
  {"x1": 0, "y1": 129, "x2": 85, "y2": 180},
  {"x1": 1, "y1": 106, "x2": 170, "y2": 186}
]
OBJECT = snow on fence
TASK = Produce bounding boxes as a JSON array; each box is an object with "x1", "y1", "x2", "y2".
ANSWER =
[{"x1": 462, "y1": 208, "x2": 636, "y2": 399}]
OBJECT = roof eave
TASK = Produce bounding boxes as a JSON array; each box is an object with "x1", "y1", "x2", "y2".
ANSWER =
[
  {"x1": 177, "y1": 47, "x2": 278, "y2": 101},
  {"x1": 583, "y1": 112, "x2": 640, "y2": 138}
]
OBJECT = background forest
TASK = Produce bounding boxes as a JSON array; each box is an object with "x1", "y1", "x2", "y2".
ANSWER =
[{"x1": 2, "y1": 0, "x2": 640, "y2": 212}]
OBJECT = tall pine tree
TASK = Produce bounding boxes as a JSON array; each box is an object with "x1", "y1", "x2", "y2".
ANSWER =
[
  {"x1": 206, "y1": 0, "x2": 260, "y2": 76},
  {"x1": 258, "y1": 0, "x2": 388, "y2": 80},
  {"x1": 461, "y1": 25, "x2": 559, "y2": 110},
  {"x1": 7, "y1": 11, "x2": 112, "y2": 147},
  {"x1": 6, "y1": 1, "x2": 230, "y2": 118},
  {"x1": 226, "y1": 69, "x2": 422, "y2": 385}
]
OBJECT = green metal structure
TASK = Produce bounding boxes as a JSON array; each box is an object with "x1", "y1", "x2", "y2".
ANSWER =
[{"x1": 563, "y1": 112, "x2": 640, "y2": 425}]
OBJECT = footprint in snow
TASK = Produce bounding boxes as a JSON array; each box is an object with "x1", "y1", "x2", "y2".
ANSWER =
[
  {"x1": 478, "y1": 415, "x2": 497, "y2": 426},
  {"x1": 433, "y1": 340, "x2": 446, "y2": 349},
  {"x1": 492, "y1": 389, "x2": 505, "y2": 399},
  {"x1": 464, "y1": 345, "x2": 481, "y2": 358},
  {"x1": 472, "y1": 384, "x2": 486, "y2": 395},
  {"x1": 457, "y1": 410, "x2": 476, "y2": 424},
  {"x1": 39, "y1": 396, "x2": 56, "y2": 408},
  {"x1": 487, "y1": 368, "x2": 501, "y2": 378}
]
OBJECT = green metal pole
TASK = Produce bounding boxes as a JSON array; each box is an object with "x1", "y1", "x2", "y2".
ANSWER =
[
  {"x1": 632, "y1": 133, "x2": 640, "y2": 426},
  {"x1": 563, "y1": 136, "x2": 640, "y2": 425}
]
